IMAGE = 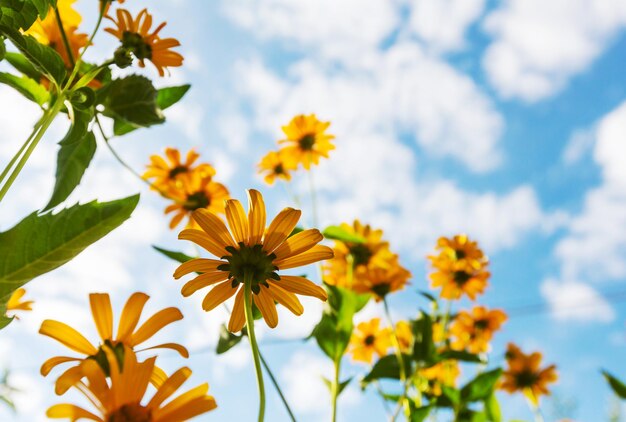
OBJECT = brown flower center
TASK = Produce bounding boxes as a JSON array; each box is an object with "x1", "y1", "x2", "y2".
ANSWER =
[
  {"x1": 364, "y1": 335, "x2": 376, "y2": 346},
  {"x1": 298, "y1": 133, "x2": 316, "y2": 150},
  {"x1": 514, "y1": 369, "x2": 539, "y2": 388},
  {"x1": 453, "y1": 270, "x2": 471, "y2": 287},
  {"x1": 107, "y1": 403, "x2": 152, "y2": 422},
  {"x1": 169, "y1": 165, "x2": 189, "y2": 179},
  {"x1": 184, "y1": 191, "x2": 211, "y2": 211},
  {"x1": 273, "y1": 163, "x2": 285, "y2": 175},
  {"x1": 348, "y1": 243, "x2": 373, "y2": 267}
]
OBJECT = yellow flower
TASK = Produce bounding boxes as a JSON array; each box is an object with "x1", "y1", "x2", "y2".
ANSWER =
[
  {"x1": 348, "y1": 318, "x2": 391, "y2": 364},
  {"x1": 144, "y1": 147, "x2": 216, "y2": 193},
  {"x1": 449, "y1": 306, "x2": 507, "y2": 354},
  {"x1": 25, "y1": 0, "x2": 88, "y2": 68},
  {"x1": 6, "y1": 288, "x2": 34, "y2": 317},
  {"x1": 47, "y1": 346, "x2": 216, "y2": 421},
  {"x1": 352, "y1": 263, "x2": 411, "y2": 301},
  {"x1": 419, "y1": 360, "x2": 460, "y2": 396},
  {"x1": 39, "y1": 292, "x2": 188, "y2": 395},
  {"x1": 164, "y1": 176, "x2": 230, "y2": 230},
  {"x1": 500, "y1": 343, "x2": 558, "y2": 405},
  {"x1": 395, "y1": 320, "x2": 412, "y2": 353},
  {"x1": 278, "y1": 114, "x2": 335, "y2": 169},
  {"x1": 257, "y1": 150, "x2": 297, "y2": 185},
  {"x1": 174, "y1": 189, "x2": 332, "y2": 331},
  {"x1": 105, "y1": 8, "x2": 183, "y2": 76},
  {"x1": 428, "y1": 234, "x2": 490, "y2": 300}
]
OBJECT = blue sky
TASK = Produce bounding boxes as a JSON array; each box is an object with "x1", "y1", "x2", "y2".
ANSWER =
[{"x1": 1, "y1": 0, "x2": 626, "y2": 421}]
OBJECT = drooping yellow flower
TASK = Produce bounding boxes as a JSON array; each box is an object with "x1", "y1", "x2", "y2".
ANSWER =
[
  {"x1": 47, "y1": 346, "x2": 216, "y2": 421},
  {"x1": 6, "y1": 288, "x2": 34, "y2": 317},
  {"x1": 500, "y1": 343, "x2": 558, "y2": 405},
  {"x1": 257, "y1": 150, "x2": 297, "y2": 185},
  {"x1": 144, "y1": 147, "x2": 216, "y2": 193},
  {"x1": 449, "y1": 306, "x2": 507, "y2": 354},
  {"x1": 395, "y1": 320, "x2": 413, "y2": 353},
  {"x1": 164, "y1": 176, "x2": 230, "y2": 230},
  {"x1": 348, "y1": 318, "x2": 391, "y2": 364},
  {"x1": 352, "y1": 263, "x2": 411, "y2": 301},
  {"x1": 428, "y1": 234, "x2": 490, "y2": 300},
  {"x1": 105, "y1": 8, "x2": 184, "y2": 76},
  {"x1": 278, "y1": 114, "x2": 335, "y2": 169},
  {"x1": 419, "y1": 360, "x2": 460, "y2": 396},
  {"x1": 39, "y1": 292, "x2": 188, "y2": 394},
  {"x1": 25, "y1": 0, "x2": 88, "y2": 68},
  {"x1": 174, "y1": 189, "x2": 331, "y2": 331}
]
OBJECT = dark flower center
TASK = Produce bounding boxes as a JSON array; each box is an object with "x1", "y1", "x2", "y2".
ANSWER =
[
  {"x1": 364, "y1": 335, "x2": 376, "y2": 346},
  {"x1": 453, "y1": 270, "x2": 471, "y2": 286},
  {"x1": 88, "y1": 340, "x2": 125, "y2": 377},
  {"x1": 371, "y1": 283, "x2": 391, "y2": 299},
  {"x1": 298, "y1": 133, "x2": 316, "y2": 150},
  {"x1": 348, "y1": 243, "x2": 373, "y2": 267},
  {"x1": 169, "y1": 165, "x2": 189, "y2": 179},
  {"x1": 514, "y1": 369, "x2": 539, "y2": 388},
  {"x1": 107, "y1": 404, "x2": 152, "y2": 422},
  {"x1": 184, "y1": 191, "x2": 210, "y2": 211},
  {"x1": 121, "y1": 31, "x2": 152, "y2": 60},
  {"x1": 218, "y1": 243, "x2": 280, "y2": 294},
  {"x1": 454, "y1": 249, "x2": 466, "y2": 260},
  {"x1": 474, "y1": 319, "x2": 489, "y2": 331},
  {"x1": 274, "y1": 163, "x2": 285, "y2": 175}
]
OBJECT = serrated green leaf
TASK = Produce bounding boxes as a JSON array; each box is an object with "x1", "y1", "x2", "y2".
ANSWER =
[
  {"x1": 361, "y1": 354, "x2": 412, "y2": 386},
  {"x1": 0, "y1": 26, "x2": 65, "y2": 84},
  {"x1": 0, "y1": 195, "x2": 139, "y2": 328},
  {"x1": 152, "y1": 246, "x2": 196, "y2": 264},
  {"x1": 0, "y1": 71, "x2": 48, "y2": 104},
  {"x1": 0, "y1": 0, "x2": 39, "y2": 31},
  {"x1": 323, "y1": 225, "x2": 366, "y2": 243},
  {"x1": 4, "y1": 51, "x2": 41, "y2": 80},
  {"x1": 603, "y1": 370, "x2": 626, "y2": 399},
  {"x1": 103, "y1": 75, "x2": 164, "y2": 129},
  {"x1": 216, "y1": 324, "x2": 243, "y2": 354},
  {"x1": 460, "y1": 369, "x2": 503, "y2": 402},
  {"x1": 44, "y1": 109, "x2": 95, "y2": 210}
]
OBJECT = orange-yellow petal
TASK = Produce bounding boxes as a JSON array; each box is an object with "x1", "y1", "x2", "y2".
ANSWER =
[
  {"x1": 89, "y1": 293, "x2": 113, "y2": 341},
  {"x1": 274, "y1": 245, "x2": 334, "y2": 270},
  {"x1": 247, "y1": 189, "x2": 266, "y2": 245},
  {"x1": 273, "y1": 229, "x2": 323, "y2": 261},
  {"x1": 267, "y1": 284, "x2": 303, "y2": 315},
  {"x1": 263, "y1": 208, "x2": 301, "y2": 253},
  {"x1": 227, "y1": 288, "x2": 246, "y2": 333},
  {"x1": 173, "y1": 258, "x2": 224, "y2": 279},
  {"x1": 272, "y1": 275, "x2": 328, "y2": 301},
  {"x1": 131, "y1": 307, "x2": 183, "y2": 346},
  {"x1": 201, "y1": 281, "x2": 237, "y2": 312},
  {"x1": 254, "y1": 286, "x2": 278, "y2": 328},
  {"x1": 225, "y1": 199, "x2": 249, "y2": 244},
  {"x1": 39, "y1": 320, "x2": 97, "y2": 356},
  {"x1": 117, "y1": 292, "x2": 150, "y2": 342}
]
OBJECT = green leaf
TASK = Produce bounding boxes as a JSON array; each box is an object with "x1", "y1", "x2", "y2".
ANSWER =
[
  {"x1": 0, "y1": 0, "x2": 39, "y2": 31},
  {"x1": 0, "y1": 195, "x2": 139, "y2": 327},
  {"x1": 361, "y1": 354, "x2": 412, "y2": 386},
  {"x1": 412, "y1": 312, "x2": 437, "y2": 364},
  {"x1": 4, "y1": 51, "x2": 42, "y2": 80},
  {"x1": 439, "y1": 350, "x2": 484, "y2": 364},
  {"x1": 461, "y1": 369, "x2": 503, "y2": 402},
  {"x1": 441, "y1": 385, "x2": 460, "y2": 406},
  {"x1": 409, "y1": 403, "x2": 431, "y2": 422},
  {"x1": 484, "y1": 393, "x2": 501, "y2": 422},
  {"x1": 603, "y1": 370, "x2": 626, "y2": 399},
  {"x1": 418, "y1": 290, "x2": 437, "y2": 304},
  {"x1": 457, "y1": 409, "x2": 488, "y2": 422},
  {"x1": 152, "y1": 246, "x2": 196, "y2": 264},
  {"x1": 0, "y1": 27, "x2": 65, "y2": 84},
  {"x1": 44, "y1": 108, "x2": 95, "y2": 210},
  {"x1": 30, "y1": 0, "x2": 53, "y2": 19},
  {"x1": 322, "y1": 225, "x2": 366, "y2": 243},
  {"x1": 102, "y1": 75, "x2": 164, "y2": 129},
  {"x1": 0, "y1": 71, "x2": 48, "y2": 104},
  {"x1": 216, "y1": 324, "x2": 243, "y2": 354}
]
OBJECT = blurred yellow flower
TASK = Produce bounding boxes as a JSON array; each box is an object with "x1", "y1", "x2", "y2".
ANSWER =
[
  {"x1": 352, "y1": 263, "x2": 411, "y2": 301},
  {"x1": 419, "y1": 360, "x2": 460, "y2": 396},
  {"x1": 144, "y1": 147, "x2": 216, "y2": 193},
  {"x1": 174, "y1": 189, "x2": 331, "y2": 331},
  {"x1": 257, "y1": 150, "x2": 297, "y2": 185},
  {"x1": 47, "y1": 346, "x2": 216, "y2": 421},
  {"x1": 348, "y1": 318, "x2": 391, "y2": 364},
  {"x1": 501, "y1": 343, "x2": 558, "y2": 405},
  {"x1": 39, "y1": 292, "x2": 188, "y2": 394},
  {"x1": 278, "y1": 114, "x2": 335, "y2": 169},
  {"x1": 6, "y1": 288, "x2": 33, "y2": 317},
  {"x1": 395, "y1": 320, "x2": 413, "y2": 353},
  {"x1": 449, "y1": 306, "x2": 507, "y2": 354},
  {"x1": 164, "y1": 176, "x2": 230, "y2": 230},
  {"x1": 428, "y1": 234, "x2": 490, "y2": 300},
  {"x1": 105, "y1": 8, "x2": 183, "y2": 76}
]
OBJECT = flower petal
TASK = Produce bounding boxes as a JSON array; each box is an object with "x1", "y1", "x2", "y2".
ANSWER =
[
  {"x1": 148, "y1": 366, "x2": 192, "y2": 409},
  {"x1": 46, "y1": 404, "x2": 101, "y2": 420},
  {"x1": 225, "y1": 199, "x2": 249, "y2": 244},
  {"x1": 202, "y1": 281, "x2": 238, "y2": 312},
  {"x1": 89, "y1": 293, "x2": 113, "y2": 341},
  {"x1": 273, "y1": 229, "x2": 323, "y2": 261},
  {"x1": 117, "y1": 292, "x2": 150, "y2": 343},
  {"x1": 267, "y1": 284, "x2": 303, "y2": 316},
  {"x1": 181, "y1": 272, "x2": 229, "y2": 297},
  {"x1": 139, "y1": 342, "x2": 190, "y2": 358},
  {"x1": 227, "y1": 288, "x2": 246, "y2": 333},
  {"x1": 40, "y1": 356, "x2": 81, "y2": 377},
  {"x1": 131, "y1": 307, "x2": 183, "y2": 346},
  {"x1": 254, "y1": 286, "x2": 278, "y2": 328},
  {"x1": 173, "y1": 258, "x2": 224, "y2": 279},
  {"x1": 263, "y1": 208, "x2": 301, "y2": 253},
  {"x1": 55, "y1": 364, "x2": 85, "y2": 395},
  {"x1": 192, "y1": 209, "x2": 236, "y2": 249},
  {"x1": 247, "y1": 189, "x2": 266, "y2": 245},
  {"x1": 39, "y1": 320, "x2": 97, "y2": 356},
  {"x1": 179, "y1": 229, "x2": 229, "y2": 258},
  {"x1": 274, "y1": 245, "x2": 334, "y2": 270},
  {"x1": 272, "y1": 275, "x2": 328, "y2": 301}
]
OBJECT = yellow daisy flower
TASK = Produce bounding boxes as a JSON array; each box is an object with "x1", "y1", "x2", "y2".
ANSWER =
[
  {"x1": 449, "y1": 306, "x2": 507, "y2": 354},
  {"x1": 6, "y1": 288, "x2": 34, "y2": 317},
  {"x1": 348, "y1": 318, "x2": 391, "y2": 364},
  {"x1": 501, "y1": 343, "x2": 558, "y2": 405},
  {"x1": 144, "y1": 147, "x2": 216, "y2": 193},
  {"x1": 39, "y1": 292, "x2": 188, "y2": 395},
  {"x1": 105, "y1": 8, "x2": 183, "y2": 76},
  {"x1": 174, "y1": 189, "x2": 332, "y2": 331},
  {"x1": 47, "y1": 346, "x2": 216, "y2": 421},
  {"x1": 164, "y1": 176, "x2": 230, "y2": 230},
  {"x1": 395, "y1": 320, "x2": 413, "y2": 353},
  {"x1": 419, "y1": 360, "x2": 460, "y2": 396},
  {"x1": 278, "y1": 114, "x2": 335, "y2": 169},
  {"x1": 257, "y1": 150, "x2": 297, "y2": 185},
  {"x1": 352, "y1": 263, "x2": 411, "y2": 301}
]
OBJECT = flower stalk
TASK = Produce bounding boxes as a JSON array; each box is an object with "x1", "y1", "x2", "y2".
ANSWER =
[
  {"x1": 383, "y1": 298, "x2": 411, "y2": 421},
  {"x1": 243, "y1": 271, "x2": 266, "y2": 422}
]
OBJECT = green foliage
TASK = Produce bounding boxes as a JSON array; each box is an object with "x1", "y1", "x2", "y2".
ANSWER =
[
  {"x1": 0, "y1": 26, "x2": 65, "y2": 84},
  {"x1": 412, "y1": 312, "x2": 437, "y2": 364},
  {"x1": 0, "y1": 195, "x2": 139, "y2": 329},
  {"x1": 439, "y1": 350, "x2": 484, "y2": 364},
  {"x1": 323, "y1": 225, "x2": 366, "y2": 243},
  {"x1": 216, "y1": 324, "x2": 243, "y2": 354},
  {"x1": 4, "y1": 51, "x2": 41, "y2": 80},
  {"x1": 409, "y1": 403, "x2": 432, "y2": 422},
  {"x1": 112, "y1": 84, "x2": 191, "y2": 136},
  {"x1": 460, "y1": 369, "x2": 502, "y2": 402},
  {"x1": 101, "y1": 75, "x2": 164, "y2": 130},
  {"x1": 0, "y1": 71, "x2": 48, "y2": 105},
  {"x1": 0, "y1": 0, "x2": 40, "y2": 31},
  {"x1": 44, "y1": 108, "x2": 95, "y2": 210},
  {"x1": 483, "y1": 393, "x2": 501, "y2": 422},
  {"x1": 603, "y1": 370, "x2": 626, "y2": 399},
  {"x1": 152, "y1": 246, "x2": 196, "y2": 264},
  {"x1": 322, "y1": 377, "x2": 352, "y2": 395},
  {"x1": 361, "y1": 354, "x2": 412, "y2": 386}
]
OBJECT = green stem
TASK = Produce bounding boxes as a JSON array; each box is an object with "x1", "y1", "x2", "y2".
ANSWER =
[
  {"x1": 258, "y1": 351, "x2": 296, "y2": 422},
  {"x1": 374, "y1": 381, "x2": 393, "y2": 418},
  {"x1": 526, "y1": 390, "x2": 544, "y2": 422},
  {"x1": 383, "y1": 298, "x2": 411, "y2": 421},
  {"x1": 307, "y1": 166, "x2": 319, "y2": 227},
  {"x1": 0, "y1": 117, "x2": 45, "y2": 185},
  {"x1": 331, "y1": 357, "x2": 341, "y2": 422},
  {"x1": 244, "y1": 274, "x2": 266, "y2": 422},
  {"x1": 0, "y1": 100, "x2": 63, "y2": 203},
  {"x1": 54, "y1": 8, "x2": 75, "y2": 68}
]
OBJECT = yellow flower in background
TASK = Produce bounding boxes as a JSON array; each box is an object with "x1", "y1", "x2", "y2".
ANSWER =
[
  {"x1": 144, "y1": 147, "x2": 216, "y2": 193},
  {"x1": 257, "y1": 150, "x2": 297, "y2": 185},
  {"x1": 419, "y1": 360, "x2": 460, "y2": 396},
  {"x1": 428, "y1": 234, "x2": 490, "y2": 300},
  {"x1": 164, "y1": 176, "x2": 230, "y2": 230},
  {"x1": 174, "y1": 189, "x2": 331, "y2": 331},
  {"x1": 105, "y1": 8, "x2": 183, "y2": 76},
  {"x1": 500, "y1": 343, "x2": 558, "y2": 404},
  {"x1": 278, "y1": 114, "x2": 335, "y2": 169},
  {"x1": 25, "y1": 0, "x2": 88, "y2": 68},
  {"x1": 348, "y1": 318, "x2": 391, "y2": 364},
  {"x1": 395, "y1": 320, "x2": 413, "y2": 353},
  {"x1": 352, "y1": 263, "x2": 411, "y2": 301},
  {"x1": 47, "y1": 346, "x2": 216, "y2": 421},
  {"x1": 6, "y1": 288, "x2": 34, "y2": 317},
  {"x1": 39, "y1": 292, "x2": 188, "y2": 394},
  {"x1": 449, "y1": 306, "x2": 507, "y2": 354}
]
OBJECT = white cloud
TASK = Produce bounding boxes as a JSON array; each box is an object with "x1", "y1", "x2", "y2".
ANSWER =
[
  {"x1": 540, "y1": 278, "x2": 615, "y2": 323},
  {"x1": 483, "y1": 0, "x2": 626, "y2": 101},
  {"x1": 562, "y1": 128, "x2": 595, "y2": 165}
]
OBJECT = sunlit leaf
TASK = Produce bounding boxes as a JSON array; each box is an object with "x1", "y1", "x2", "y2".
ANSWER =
[
  {"x1": 0, "y1": 71, "x2": 48, "y2": 104},
  {"x1": 216, "y1": 324, "x2": 243, "y2": 354},
  {"x1": 323, "y1": 225, "x2": 366, "y2": 243},
  {"x1": 460, "y1": 369, "x2": 503, "y2": 402},
  {"x1": 603, "y1": 370, "x2": 626, "y2": 399},
  {"x1": 361, "y1": 354, "x2": 412, "y2": 386}
]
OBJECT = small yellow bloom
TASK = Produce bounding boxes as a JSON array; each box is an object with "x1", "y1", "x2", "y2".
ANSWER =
[
  {"x1": 257, "y1": 150, "x2": 297, "y2": 185},
  {"x1": 428, "y1": 234, "x2": 490, "y2": 300},
  {"x1": 47, "y1": 346, "x2": 216, "y2": 421},
  {"x1": 348, "y1": 318, "x2": 391, "y2": 364},
  {"x1": 144, "y1": 147, "x2": 216, "y2": 193},
  {"x1": 164, "y1": 176, "x2": 230, "y2": 230},
  {"x1": 449, "y1": 306, "x2": 507, "y2": 354},
  {"x1": 352, "y1": 263, "x2": 411, "y2": 301},
  {"x1": 419, "y1": 360, "x2": 460, "y2": 396},
  {"x1": 105, "y1": 8, "x2": 183, "y2": 76},
  {"x1": 278, "y1": 114, "x2": 335, "y2": 169},
  {"x1": 6, "y1": 288, "x2": 34, "y2": 317},
  {"x1": 395, "y1": 320, "x2": 413, "y2": 353},
  {"x1": 500, "y1": 343, "x2": 558, "y2": 405},
  {"x1": 174, "y1": 189, "x2": 331, "y2": 331},
  {"x1": 39, "y1": 292, "x2": 188, "y2": 395}
]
